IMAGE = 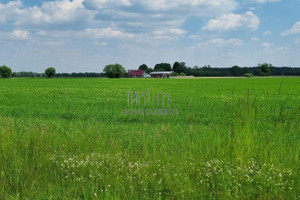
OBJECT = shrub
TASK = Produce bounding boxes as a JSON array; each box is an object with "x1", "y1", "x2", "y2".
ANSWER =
[
  {"x1": 170, "y1": 72, "x2": 178, "y2": 76},
  {"x1": 244, "y1": 73, "x2": 254, "y2": 78}
]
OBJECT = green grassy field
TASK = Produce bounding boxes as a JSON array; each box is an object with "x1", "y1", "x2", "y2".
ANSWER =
[{"x1": 0, "y1": 77, "x2": 299, "y2": 199}]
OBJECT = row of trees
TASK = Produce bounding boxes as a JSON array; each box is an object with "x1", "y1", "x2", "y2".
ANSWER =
[
  {"x1": 136, "y1": 62, "x2": 300, "y2": 77},
  {"x1": 1, "y1": 63, "x2": 300, "y2": 78},
  {"x1": 0, "y1": 66, "x2": 56, "y2": 78}
]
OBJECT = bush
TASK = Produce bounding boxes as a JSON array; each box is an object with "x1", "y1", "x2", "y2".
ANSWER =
[
  {"x1": 244, "y1": 73, "x2": 254, "y2": 78},
  {"x1": 45, "y1": 67, "x2": 56, "y2": 78},
  {"x1": 180, "y1": 72, "x2": 186, "y2": 76},
  {"x1": 0, "y1": 65, "x2": 12, "y2": 78},
  {"x1": 170, "y1": 72, "x2": 178, "y2": 76}
]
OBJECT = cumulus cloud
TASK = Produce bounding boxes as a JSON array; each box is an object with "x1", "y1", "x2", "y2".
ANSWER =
[
  {"x1": 282, "y1": 21, "x2": 300, "y2": 36},
  {"x1": 10, "y1": 29, "x2": 30, "y2": 39},
  {"x1": 0, "y1": 0, "x2": 22, "y2": 23},
  {"x1": 83, "y1": 0, "x2": 238, "y2": 39},
  {"x1": 0, "y1": 0, "x2": 94, "y2": 25},
  {"x1": 203, "y1": 11, "x2": 260, "y2": 32}
]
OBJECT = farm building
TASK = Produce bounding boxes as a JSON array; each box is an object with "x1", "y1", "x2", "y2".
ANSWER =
[
  {"x1": 128, "y1": 70, "x2": 150, "y2": 78},
  {"x1": 150, "y1": 71, "x2": 172, "y2": 78}
]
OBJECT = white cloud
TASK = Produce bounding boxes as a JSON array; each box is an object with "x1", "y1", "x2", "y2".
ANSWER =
[
  {"x1": 152, "y1": 28, "x2": 186, "y2": 40},
  {"x1": 83, "y1": 27, "x2": 135, "y2": 39},
  {"x1": 261, "y1": 42, "x2": 288, "y2": 55},
  {"x1": 0, "y1": 0, "x2": 238, "y2": 44},
  {"x1": 190, "y1": 38, "x2": 243, "y2": 49},
  {"x1": 153, "y1": 28, "x2": 185, "y2": 36},
  {"x1": 282, "y1": 21, "x2": 300, "y2": 36},
  {"x1": 261, "y1": 42, "x2": 273, "y2": 48},
  {"x1": 84, "y1": 0, "x2": 132, "y2": 9},
  {"x1": 247, "y1": 0, "x2": 280, "y2": 3},
  {"x1": 35, "y1": 27, "x2": 135, "y2": 39},
  {"x1": 10, "y1": 29, "x2": 30, "y2": 39},
  {"x1": 203, "y1": 11, "x2": 260, "y2": 32},
  {"x1": 0, "y1": 0, "x2": 22, "y2": 23},
  {"x1": 0, "y1": 0, "x2": 94, "y2": 25},
  {"x1": 251, "y1": 37, "x2": 260, "y2": 41},
  {"x1": 137, "y1": 0, "x2": 238, "y2": 12},
  {"x1": 263, "y1": 30, "x2": 272, "y2": 35},
  {"x1": 84, "y1": 0, "x2": 238, "y2": 13},
  {"x1": 208, "y1": 38, "x2": 243, "y2": 46}
]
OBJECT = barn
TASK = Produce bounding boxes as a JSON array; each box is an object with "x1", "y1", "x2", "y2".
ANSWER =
[{"x1": 149, "y1": 71, "x2": 172, "y2": 78}]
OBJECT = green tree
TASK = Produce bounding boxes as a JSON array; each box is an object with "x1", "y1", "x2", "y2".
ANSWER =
[
  {"x1": 154, "y1": 63, "x2": 172, "y2": 71},
  {"x1": 173, "y1": 62, "x2": 187, "y2": 73},
  {"x1": 258, "y1": 63, "x2": 272, "y2": 76},
  {"x1": 146, "y1": 68, "x2": 154, "y2": 74},
  {"x1": 103, "y1": 64, "x2": 126, "y2": 78},
  {"x1": 138, "y1": 64, "x2": 148, "y2": 70},
  {"x1": 0, "y1": 65, "x2": 12, "y2": 78},
  {"x1": 45, "y1": 67, "x2": 56, "y2": 78},
  {"x1": 230, "y1": 65, "x2": 242, "y2": 76}
]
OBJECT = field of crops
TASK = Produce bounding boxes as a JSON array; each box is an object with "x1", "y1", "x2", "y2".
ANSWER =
[{"x1": 0, "y1": 77, "x2": 299, "y2": 199}]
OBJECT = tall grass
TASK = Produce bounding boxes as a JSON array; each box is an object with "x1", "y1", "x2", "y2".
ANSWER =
[{"x1": 0, "y1": 78, "x2": 299, "y2": 199}]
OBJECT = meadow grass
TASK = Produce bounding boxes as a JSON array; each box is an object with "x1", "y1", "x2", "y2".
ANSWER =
[{"x1": 0, "y1": 77, "x2": 299, "y2": 199}]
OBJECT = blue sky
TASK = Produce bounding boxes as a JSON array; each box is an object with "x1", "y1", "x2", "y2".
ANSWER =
[{"x1": 0, "y1": 0, "x2": 299, "y2": 72}]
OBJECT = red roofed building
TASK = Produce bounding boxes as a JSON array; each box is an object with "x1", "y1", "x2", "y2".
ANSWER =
[{"x1": 128, "y1": 70, "x2": 150, "y2": 78}]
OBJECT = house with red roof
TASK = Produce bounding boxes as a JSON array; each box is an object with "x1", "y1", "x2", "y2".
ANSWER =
[{"x1": 128, "y1": 70, "x2": 150, "y2": 78}]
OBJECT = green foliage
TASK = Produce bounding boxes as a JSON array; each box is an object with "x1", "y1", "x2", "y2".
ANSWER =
[
  {"x1": 103, "y1": 64, "x2": 126, "y2": 78},
  {"x1": 230, "y1": 65, "x2": 242, "y2": 76},
  {"x1": 244, "y1": 73, "x2": 254, "y2": 78},
  {"x1": 154, "y1": 63, "x2": 172, "y2": 71},
  {"x1": 12, "y1": 72, "x2": 44, "y2": 77},
  {"x1": 0, "y1": 65, "x2": 12, "y2": 78},
  {"x1": 145, "y1": 68, "x2": 154, "y2": 74},
  {"x1": 257, "y1": 63, "x2": 272, "y2": 76},
  {"x1": 170, "y1": 72, "x2": 178, "y2": 76},
  {"x1": 173, "y1": 62, "x2": 187, "y2": 73},
  {"x1": 180, "y1": 72, "x2": 186, "y2": 76},
  {"x1": 138, "y1": 64, "x2": 148, "y2": 70},
  {"x1": 45, "y1": 67, "x2": 56, "y2": 78}
]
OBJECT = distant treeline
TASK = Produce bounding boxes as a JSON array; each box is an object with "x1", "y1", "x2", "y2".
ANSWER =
[
  {"x1": 183, "y1": 66, "x2": 300, "y2": 77},
  {"x1": 10, "y1": 66, "x2": 300, "y2": 78},
  {"x1": 55, "y1": 72, "x2": 106, "y2": 77},
  {"x1": 11, "y1": 72, "x2": 106, "y2": 78}
]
